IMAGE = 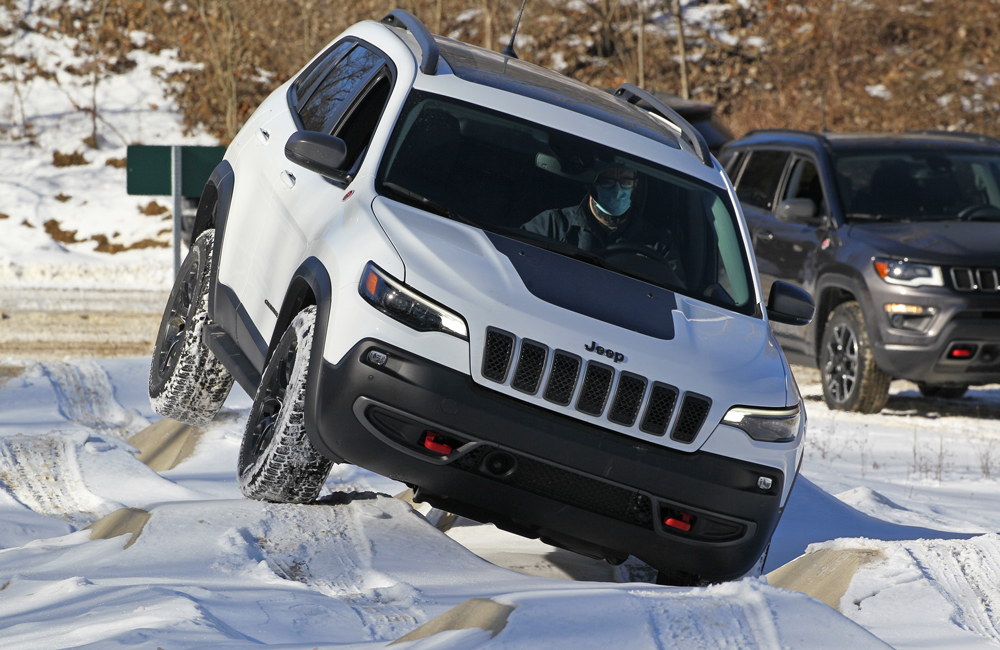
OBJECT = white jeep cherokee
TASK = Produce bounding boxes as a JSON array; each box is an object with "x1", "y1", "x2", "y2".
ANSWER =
[{"x1": 149, "y1": 10, "x2": 815, "y2": 584}]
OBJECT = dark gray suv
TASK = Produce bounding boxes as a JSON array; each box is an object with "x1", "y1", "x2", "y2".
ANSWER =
[{"x1": 721, "y1": 130, "x2": 1000, "y2": 412}]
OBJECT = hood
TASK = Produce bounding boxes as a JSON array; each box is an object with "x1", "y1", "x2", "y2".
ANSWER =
[
  {"x1": 370, "y1": 197, "x2": 790, "y2": 451},
  {"x1": 849, "y1": 221, "x2": 1000, "y2": 266}
]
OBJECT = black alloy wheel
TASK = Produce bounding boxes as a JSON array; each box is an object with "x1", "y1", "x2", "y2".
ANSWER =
[
  {"x1": 156, "y1": 259, "x2": 201, "y2": 381},
  {"x1": 819, "y1": 302, "x2": 891, "y2": 413},
  {"x1": 244, "y1": 343, "x2": 297, "y2": 468}
]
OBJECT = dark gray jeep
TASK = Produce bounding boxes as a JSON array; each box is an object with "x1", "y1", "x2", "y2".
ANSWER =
[{"x1": 721, "y1": 130, "x2": 1000, "y2": 412}]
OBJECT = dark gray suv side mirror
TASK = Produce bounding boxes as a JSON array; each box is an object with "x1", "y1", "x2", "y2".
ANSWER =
[
  {"x1": 767, "y1": 281, "x2": 814, "y2": 326},
  {"x1": 775, "y1": 198, "x2": 819, "y2": 224},
  {"x1": 285, "y1": 131, "x2": 348, "y2": 178}
]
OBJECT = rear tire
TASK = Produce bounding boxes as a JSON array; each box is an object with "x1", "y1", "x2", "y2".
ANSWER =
[
  {"x1": 149, "y1": 229, "x2": 234, "y2": 425},
  {"x1": 918, "y1": 384, "x2": 968, "y2": 399},
  {"x1": 238, "y1": 306, "x2": 334, "y2": 503},
  {"x1": 819, "y1": 302, "x2": 891, "y2": 414}
]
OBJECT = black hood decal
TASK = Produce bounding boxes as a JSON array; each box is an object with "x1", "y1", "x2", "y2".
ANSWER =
[{"x1": 486, "y1": 232, "x2": 676, "y2": 340}]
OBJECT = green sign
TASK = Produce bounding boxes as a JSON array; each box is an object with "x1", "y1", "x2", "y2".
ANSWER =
[{"x1": 126, "y1": 145, "x2": 227, "y2": 197}]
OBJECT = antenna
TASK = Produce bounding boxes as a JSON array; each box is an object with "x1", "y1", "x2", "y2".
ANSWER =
[{"x1": 502, "y1": 0, "x2": 528, "y2": 59}]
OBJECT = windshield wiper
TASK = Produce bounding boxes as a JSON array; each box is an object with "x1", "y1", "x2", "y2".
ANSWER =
[
  {"x1": 380, "y1": 182, "x2": 479, "y2": 227},
  {"x1": 847, "y1": 213, "x2": 900, "y2": 222}
]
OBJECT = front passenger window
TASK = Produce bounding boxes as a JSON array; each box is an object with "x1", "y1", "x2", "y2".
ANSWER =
[
  {"x1": 334, "y1": 74, "x2": 392, "y2": 172},
  {"x1": 298, "y1": 45, "x2": 384, "y2": 134},
  {"x1": 736, "y1": 150, "x2": 789, "y2": 210},
  {"x1": 784, "y1": 158, "x2": 827, "y2": 216}
]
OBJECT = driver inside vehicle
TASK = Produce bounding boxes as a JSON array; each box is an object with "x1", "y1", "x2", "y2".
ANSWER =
[{"x1": 521, "y1": 164, "x2": 687, "y2": 285}]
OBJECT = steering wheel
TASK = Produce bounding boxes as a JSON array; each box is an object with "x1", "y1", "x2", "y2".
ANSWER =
[
  {"x1": 957, "y1": 204, "x2": 1000, "y2": 221},
  {"x1": 603, "y1": 242, "x2": 684, "y2": 288}
]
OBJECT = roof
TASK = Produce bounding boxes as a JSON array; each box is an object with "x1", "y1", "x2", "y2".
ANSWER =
[
  {"x1": 432, "y1": 37, "x2": 682, "y2": 152},
  {"x1": 730, "y1": 129, "x2": 1000, "y2": 155}
]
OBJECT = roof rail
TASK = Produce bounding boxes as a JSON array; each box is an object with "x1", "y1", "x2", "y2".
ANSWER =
[
  {"x1": 743, "y1": 128, "x2": 830, "y2": 143},
  {"x1": 381, "y1": 9, "x2": 439, "y2": 75},
  {"x1": 905, "y1": 129, "x2": 1000, "y2": 146},
  {"x1": 613, "y1": 83, "x2": 713, "y2": 168}
]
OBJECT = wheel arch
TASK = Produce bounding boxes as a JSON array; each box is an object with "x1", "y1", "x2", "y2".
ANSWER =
[
  {"x1": 195, "y1": 160, "x2": 237, "y2": 336},
  {"x1": 813, "y1": 274, "x2": 865, "y2": 362}
]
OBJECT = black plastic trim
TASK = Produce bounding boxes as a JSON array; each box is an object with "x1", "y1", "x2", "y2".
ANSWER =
[
  {"x1": 203, "y1": 160, "x2": 235, "y2": 337},
  {"x1": 206, "y1": 322, "x2": 261, "y2": 395},
  {"x1": 307, "y1": 338, "x2": 784, "y2": 579},
  {"x1": 381, "y1": 9, "x2": 439, "y2": 75}
]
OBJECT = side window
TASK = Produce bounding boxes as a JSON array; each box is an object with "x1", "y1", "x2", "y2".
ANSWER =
[
  {"x1": 334, "y1": 73, "x2": 393, "y2": 172},
  {"x1": 298, "y1": 45, "x2": 384, "y2": 134},
  {"x1": 784, "y1": 158, "x2": 827, "y2": 216},
  {"x1": 736, "y1": 150, "x2": 790, "y2": 210},
  {"x1": 292, "y1": 40, "x2": 354, "y2": 111}
]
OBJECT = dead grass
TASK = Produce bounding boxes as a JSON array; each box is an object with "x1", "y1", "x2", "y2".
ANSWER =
[
  {"x1": 54, "y1": 193, "x2": 71, "y2": 203},
  {"x1": 139, "y1": 201, "x2": 168, "y2": 216},
  {"x1": 90, "y1": 234, "x2": 169, "y2": 254},
  {"x1": 52, "y1": 151, "x2": 88, "y2": 167},
  {"x1": 44, "y1": 219, "x2": 81, "y2": 243},
  {"x1": 105, "y1": 157, "x2": 126, "y2": 168}
]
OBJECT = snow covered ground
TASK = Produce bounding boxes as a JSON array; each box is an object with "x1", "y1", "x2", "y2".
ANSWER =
[{"x1": 1, "y1": 357, "x2": 999, "y2": 648}]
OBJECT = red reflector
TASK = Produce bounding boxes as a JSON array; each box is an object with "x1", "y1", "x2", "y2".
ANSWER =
[
  {"x1": 665, "y1": 513, "x2": 693, "y2": 532},
  {"x1": 423, "y1": 434, "x2": 452, "y2": 455},
  {"x1": 950, "y1": 348, "x2": 973, "y2": 358}
]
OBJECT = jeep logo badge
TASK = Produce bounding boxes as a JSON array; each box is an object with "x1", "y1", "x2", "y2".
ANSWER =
[{"x1": 585, "y1": 341, "x2": 625, "y2": 364}]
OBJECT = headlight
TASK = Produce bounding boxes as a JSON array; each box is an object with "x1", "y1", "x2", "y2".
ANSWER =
[
  {"x1": 873, "y1": 258, "x2": 944, "y2": 287},
  {"x1": 359, "y1": 262, "x2": 468, "y2": 340},
  {"x1": 722, "y1": 404, "x2": 802, "y2": 443}
]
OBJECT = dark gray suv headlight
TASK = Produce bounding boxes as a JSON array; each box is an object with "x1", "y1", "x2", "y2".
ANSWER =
[
  {"x1": 874, "y1": 258, "x2": 944, "y2": 287},
  {"x1": 359, "y1": 261, "x2": 468, "y2": 340},
  {"x1": 722, "y1": 404, "x2": 802, "y2": 443}
]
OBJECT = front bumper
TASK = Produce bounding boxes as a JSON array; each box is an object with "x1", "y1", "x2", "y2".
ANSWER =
[{"x1": 305, "y1": 338, "x2": 785, "y2": 581}]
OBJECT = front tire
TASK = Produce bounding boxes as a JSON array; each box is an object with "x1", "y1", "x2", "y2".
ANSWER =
[
  {"x1": 238, "y1": 306, "x2": 334, "y2": 503},
  {"x1": 819, "y1": 301, "x2": 891, "y2": 413},
  {"x1": 149, "y1": 229, "x2": 234, "y2": 425}
]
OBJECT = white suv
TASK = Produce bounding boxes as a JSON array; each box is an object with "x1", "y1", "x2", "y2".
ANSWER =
[{"x1": 148, "y1": 10, "x2": 814, "y2": 585}]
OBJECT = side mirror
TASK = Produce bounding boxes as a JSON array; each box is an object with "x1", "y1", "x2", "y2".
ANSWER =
[
  {"x1": 767, "y1": 281, "x2": 814, "y2": 326},
  {"x1": 775, "y1": 198, "x2": 819, "y2": 224},
  {"x1": 284, "y1": 131, "x2": 348, "y2": 178}
]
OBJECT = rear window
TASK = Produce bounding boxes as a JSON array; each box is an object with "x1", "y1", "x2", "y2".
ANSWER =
[{"x1": 376, "y1": 90, "x2": 756, "y2": 315}]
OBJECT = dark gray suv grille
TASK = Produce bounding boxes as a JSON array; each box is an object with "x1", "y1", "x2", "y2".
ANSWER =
[
  {"x1": 479, "y1": 329, "x2": 710, "y2": 443},
  {"x1": 952, "y1": 267, "x2": 1000, "y2": 292}
]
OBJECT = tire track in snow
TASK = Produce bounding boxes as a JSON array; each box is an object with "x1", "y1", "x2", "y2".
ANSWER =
[
  {"x1": 40, "y1": 360, "x2": 149, "y2": 438},
  {"x1": 255, "y1": 498, "x2": 423, "y2": 642},
  {"x1": 0, "y1": 434, "x2": 115, "y2": 527},
  {"x1": 907, "y1": 535, "x2": 1000, "y2": 644}
]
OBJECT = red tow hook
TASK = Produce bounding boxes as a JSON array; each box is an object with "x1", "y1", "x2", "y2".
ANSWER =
[
  {"x1": 423, "y1": 433, "x2": 453, "y2": 455},
  {"x1": 665, "y1": 512, "x2": 694, "y2": 532}
]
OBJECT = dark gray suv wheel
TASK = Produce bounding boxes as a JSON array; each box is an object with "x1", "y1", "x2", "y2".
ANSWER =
[{"x1": 819, "y1": 302, "x2": 891, "y2": 413}]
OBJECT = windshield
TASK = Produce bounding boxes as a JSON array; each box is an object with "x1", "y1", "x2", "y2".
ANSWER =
[
  {"x1": 375, "y1": 90, "x2": 755, "y2": 315},
  {"x1": 835, "y1": 151, "x2": 1000, "y2": 222}
]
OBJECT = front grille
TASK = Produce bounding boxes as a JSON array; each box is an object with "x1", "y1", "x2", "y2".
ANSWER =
[
  {"x1": 482, "y1": 328, "x2": 514, "y2": 382},
  {"x1": 640, "y1": 383, "x2": 679, "y2": 435},
  {"x1": 672, "y1": 394, "x2": 712, "y2": 443},
  {"x1": 952, "y1": 267, "x2": 1000, "y2": 292},
  {"x1": 544, "y1": 351, "x2": 581, "y2": 405},
  {"x1": 576, "y1": 362, "x2": 614, "y2": 415},
  {"x1": 608, "y1": 373, "x2": 647, "y2": 426},
  {"x1": 511, "y1": 340, "x2": 547, "y2": 394},
  {"x1": 452, "y1": 445, "x2": 654, "y2": 529}
]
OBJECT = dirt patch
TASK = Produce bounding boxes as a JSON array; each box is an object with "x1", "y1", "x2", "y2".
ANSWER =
[
  {"x1": 54, "y1": 193, "x2": 71, "y2": 203},
  {"x1": 0, "y1": 310, "x2": 160, "y2": 360},
  {"x1": 91, "y1": 235, "x2": 169, "y2": 254},
  {"x1": 0, "y1": 364, "x2": 26, "y2": 386},
  {"x1": 127, "y1": 419, "x2": 203, "y2": 472},
  {"x1": 105, "y1": 157, "x2": 126, "y2": 168},
  {"x1": 390, "y1": 598, "x2": 515, "y2": 645},
  {"x1": 139, "y1": 201, "x2": 168, "y2": 216},
  {"x1": 0, "y1": 213, "x2": 8, "y2": 220},
  {"x1": 767, "y1": 547, "x2": 886, "y2": 611},
  {"x1": 86, "y1": 507, "x2": 151, "y2": 549},
  {"x1": 21, "y1": 220, "x2": 33, "y2": 228},
  {"x1": 52, "y1": 150, "x2": 87, "y2": 167},
  {"x1": 44, "y1": 219, "x2": 82, "y2": 243}
]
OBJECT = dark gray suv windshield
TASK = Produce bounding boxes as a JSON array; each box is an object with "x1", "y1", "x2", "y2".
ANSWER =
[
  {"x1": 835, "y1": 151, "x2": 1000, "y2": 222},
  {"x1": 376, "y1": 90, "x2": 754, "y2": 315}
]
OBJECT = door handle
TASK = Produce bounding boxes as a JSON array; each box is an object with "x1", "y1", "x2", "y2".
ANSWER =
[
  {"x1": 256, "y1": 128, "x2": 269, "y2": 144},
  {"x1": 280, "y1": 170, "x2": 296, "y2": 188},
  {"x1": 756, "y1": 229, "x2": 774, "y2": 241}
]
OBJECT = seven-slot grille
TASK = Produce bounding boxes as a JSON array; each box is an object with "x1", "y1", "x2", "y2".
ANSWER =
[
  {"x1": 480, "y1": 329, "x2": 712, "y2": 443},
  {"x1": 952, "y1": 267, "x2": 1000, "y2": 292}
]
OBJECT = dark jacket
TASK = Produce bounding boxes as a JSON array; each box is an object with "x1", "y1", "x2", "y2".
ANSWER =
[{"x1": 521, "y1": 197, "x2": 686, "y2": 282}]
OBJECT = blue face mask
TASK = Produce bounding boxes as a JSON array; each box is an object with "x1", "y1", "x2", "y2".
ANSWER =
[{"x1": 593, "y1": 183, "x2": 632, "y2": 218}]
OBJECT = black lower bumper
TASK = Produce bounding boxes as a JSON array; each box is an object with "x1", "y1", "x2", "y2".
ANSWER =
[
  {"x1": 305, "y1": 339, "x2": 784, "y2": 581},
  {"x1": 874, "y1": 317, "x2": 1000, "y2": 386}
]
